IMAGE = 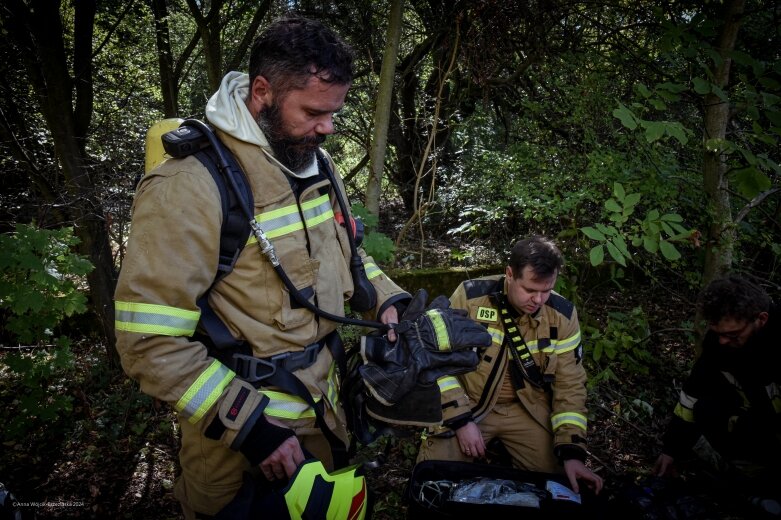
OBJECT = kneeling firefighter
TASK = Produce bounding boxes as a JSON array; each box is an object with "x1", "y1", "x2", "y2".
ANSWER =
[{"x1": 121, "y1": 116, "x2": 491, "y2": 520}]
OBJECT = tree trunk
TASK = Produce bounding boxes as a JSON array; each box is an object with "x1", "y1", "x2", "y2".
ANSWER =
[
  {"x1": 697, "y1": 0, "x2": 746, "y2": 355},
  {"x1": 152, "y1": 0, "x2": 179, "y2": 117},
  {"x1": 3, "y1": 0, "x2": 119, "y2": 366},
  {"x1": 365, "y1": 0, "x2": 404, "y2": 217},
  {"x1": 701, "y1": 0, "x2": 746, "y2": 287}
]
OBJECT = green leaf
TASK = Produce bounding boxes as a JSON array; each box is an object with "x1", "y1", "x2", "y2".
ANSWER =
[
  {"x1": 613, "y1": 182, "x2": 626, "y2": 201},
  {"x1": 613, "y1": 235, "x2": 631, "y2": 258},
  {"x1": 692, "y1": 77, "x2": 711, "y2": 95},
  {"x1": 657, "y1": 82, "x2": 687, "y2": 94},
  {"x1": 590, "y1": 245, "x2": 605, "y2": 266},
  {"x1": 606, "y1": 241, "x2": 627, "y2": 266},
  {"x1": 581, "y1": 227, "x2": 606, "y2": 241},
  {"x1": 624, "y1": 193, "x2": 642, "y2": 208},
  {"x1": 613, "y1": 103, "x2": 638, "y2": 130},
  {"x1": 659, "y1": 240, "x2": 681, "y2": 261},
  {"x1": 643, "y1": 235, "x2": 659, "y2": 253},
  {"x1": 644, "y1": 121, "x2": 666, "y2": 143},
  {"x1": 646, "y1": 209, "x2": 660, "y2": 221},
  {"x1": 636, "y1": 83, "x2": 652, "y2": 98},
  {"x1": 605, "y1": 199, "x2": 622, "y2": 213},
  {"x1": 649, "y1": 99, "x2": 667, "y2": 111},
  {"x1": 666, "y1": 123, "x2": 689, "y2": 145},
  {"x1": 660, "y1": 213, "x2": 683, "y2": 222},
  {"x1": 732, "y1": 167, "x2": 771, "y2": 198},
  {"x1": 711, "y1": 85, "x2": 728, "y2": 102}
]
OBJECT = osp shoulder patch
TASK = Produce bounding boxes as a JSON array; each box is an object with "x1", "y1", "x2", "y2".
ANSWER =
[{"x1": 475, "y1": 306, "x2": 498, "y2": 322}]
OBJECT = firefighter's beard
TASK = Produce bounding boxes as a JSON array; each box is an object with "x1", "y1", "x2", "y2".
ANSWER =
[{"x1": 256, "y1": 102, "x2": 325, "y2": 173}]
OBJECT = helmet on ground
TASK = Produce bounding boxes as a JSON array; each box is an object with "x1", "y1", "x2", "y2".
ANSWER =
[{"x1": 283, "y1": 459, "x2": 369, "y2": 520}]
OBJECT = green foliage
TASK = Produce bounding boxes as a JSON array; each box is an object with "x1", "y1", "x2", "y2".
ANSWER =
[
  {"x1": 0, "y1": 224, "x2": 92, "y2": 440},
  {"x1": 0, "y1": 224, "x2": 93, "y2": 344},
  {"x1": 585, "y1": 306, "x2": 653, "y2": 384},
  {"x1": 352, "y1": 203, "x2": 396, "y2": 264},
  {"x1": 581, "y1": 182, "x2": 692, "y2": 268}
]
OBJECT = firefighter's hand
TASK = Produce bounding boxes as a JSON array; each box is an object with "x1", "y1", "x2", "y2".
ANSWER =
[
  {"x1": 455, "y1": 421, "x2": 486, "y2": 459},
  {"x1": 380, "y1": 306, "x2": 399, "y2": 342},
  {"x1": 259, "y1": 418, "x2": 305, "y2": 481},
  {"x1": 563, "y1": 459, "x2": 603, "y2": 495},
  {"x1": 653, "y1": 453, "x2": 677, "y2": 477}
]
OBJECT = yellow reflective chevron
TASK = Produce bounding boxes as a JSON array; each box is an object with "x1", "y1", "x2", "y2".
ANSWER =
[
  {"x1": 115, "y1": 301, "x2": 200, "y2": 336},
  {"x1": 176, "y1": 360, "x2": 235, "y2": 424},
  {"x1": 551, "y1": 411, "x2": 587, "y2": 432},
  {"x1": 425, "y1": 309, "x2": 450, "y2": 351},
  {"x1": 260, "y1": 390, "x2": 320, "y2": 419},
  {"x1": 247, "y1": 195, "x2": 335, "y2": 245},
  {"x1": 437, "y1": 376, "x2": 461, "y2": 393},
  {"x1": 487, "y1": 327, "x2": 504, "y2": 345}
]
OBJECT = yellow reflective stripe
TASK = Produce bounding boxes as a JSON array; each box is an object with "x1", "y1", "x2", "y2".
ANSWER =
[
  {"x1": 674, "y1": 402, "x2": 695, "y2": 422},
  {"x1": 176, "y1": 360, "x2": 235, "y2": 424},
  {"x1": 437, "y1": 376, "x2": 460, "y2": 393},
  {"x1": 247, "y1": 204, "x2": 304, "y2": 244},
  {"x1": 260, "y1": 390, "x2": 320, "y2": 419},
  {"x1": 426, "y1": 309, "x2": 450, "y2": 351},
  {"x1": 301, "y1": 194, "x2": 334, "y2": 229},
  {"x1": 364, "y1": 262, "x2": 383, "y2": 280},
  {"x1": 115, "y1": 301, "x2": 200, "y2": 336},
  {"x1": 553, "y1": 331, "x2": 582, "y2": 354},
  {"x1": 326, "y1": 362, "x2": 339, "y2": 408},
  {"x1": 487, "y1": 327, "x2": 504, "y2": 344},
  {"x1": 551, "y1": 412, "x2": 587, "y2": 431}
]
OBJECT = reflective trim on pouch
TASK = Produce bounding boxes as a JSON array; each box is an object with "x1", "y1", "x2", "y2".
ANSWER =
[
  {"x1": 674, "y1": 402, "x2": 695, "y2": 423},
  {"x1": 326, "y1": 362, "x2": 339, "y2": 409},
  {"x1": 260, "y1": 390, "x2": 320, "y2": 419},
  {"x1": 426, "y1": 309, "x2": 450, "y2": 351},
  {"x1": 114, "y1": 301, "x2": 200, "y2": 336},
  {"x1": 364, "y1": 262, "x2": 383, "y2": 280},
  {"x1": 176, "y1": 360, "x2": 235, "y2": 424},
  {"x1": 301, "y1": 194, "x2": 335, "y2": 229},
  {"x1": 551, "y1": 411, "x2": 587, "y2": 432},
  {"x1": 437, "y1": 376, "x2": 461, "y2": 393},
  {"x1": 487, "y1": 327, "x2": 504, "y2": 344}
]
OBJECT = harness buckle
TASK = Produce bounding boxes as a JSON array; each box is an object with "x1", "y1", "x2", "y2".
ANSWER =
[
  {"x1": 270, "y1": 341, "x2": 323, "y2": 373},
  {"x1": 230, "y1": 354, "x2": 276, "y2": 383}
]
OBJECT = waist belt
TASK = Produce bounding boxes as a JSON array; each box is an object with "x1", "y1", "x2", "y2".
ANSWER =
[{"x1": 228, "y1": 341, "x2": 325, "y2": 384}]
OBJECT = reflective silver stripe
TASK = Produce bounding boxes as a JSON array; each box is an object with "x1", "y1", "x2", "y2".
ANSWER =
[
  {"x1": 438, "y1": 376, "x2": 460, "y2": 393},
  {"x1": 115, "y1": 301, "x2": 200, "y2": 336},
  {"x1": 176, "y1": 360, "x2": 235, "y2": 424},
  {"x1": 487, "y1": 327, "x2": 504, "y2": 345},
  {"x1": 553, "y1": 331, "x2": 581, "y2": 354},
  {"x1": 301, "y1": 194, "x2": 334, "y2": 229},
  {"x1": 679, "y1": 390, "x2": 697, "y2": 409},
  {"x1": 551, "y1": 412, "x2": 587, "y2": 432}
]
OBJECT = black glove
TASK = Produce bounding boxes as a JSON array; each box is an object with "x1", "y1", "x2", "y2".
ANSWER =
[{"x1": 359, "y1": 289, "x2": 490, "y2": 405}]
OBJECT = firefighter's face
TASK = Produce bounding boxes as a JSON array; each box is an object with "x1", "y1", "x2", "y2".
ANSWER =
[
  {"x1": 710, "y1": 313, "x2": 768, "y2": 348},
  {"x1": 505, "y1": 265, "x2": 557, "y2": 315},
  {"x1": 251, "y1": 74, "x2": 348, "y2": 172}
]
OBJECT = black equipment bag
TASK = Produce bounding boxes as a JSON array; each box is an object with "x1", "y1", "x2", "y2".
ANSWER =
[{"x1": 404, "y1": 460, "x2": 596, "y2": 519}]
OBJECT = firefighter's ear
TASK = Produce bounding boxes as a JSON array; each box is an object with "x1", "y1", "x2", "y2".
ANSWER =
[{"x1": 756, "y1": 311, "x2": 769, "y2": 328}]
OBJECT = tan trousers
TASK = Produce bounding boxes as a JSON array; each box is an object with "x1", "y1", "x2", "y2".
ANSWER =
[
  {"x1": 174, "y1": 418, "x2": 340, "y2": 519},
  {"x1": 417, "y1": 401, "x2": 560, "y2": 474}
]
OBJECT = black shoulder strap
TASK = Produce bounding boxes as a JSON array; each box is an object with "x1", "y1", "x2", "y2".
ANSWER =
[{"x1": 494, "y1": 292, "x2": 546, "y2": 389}]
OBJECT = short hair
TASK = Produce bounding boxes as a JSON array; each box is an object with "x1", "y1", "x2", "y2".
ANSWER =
[
  {"x1": 698, "y1": 274, "x2": 771, "y2": 323},
  {"x1": 508, "y1": 236, "x2": 563, "y2": 280},
  {"x1": 248, "y1": 16, "x2": 354, "y2": 96}
]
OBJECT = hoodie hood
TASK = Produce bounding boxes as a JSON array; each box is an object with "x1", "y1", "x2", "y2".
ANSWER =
[{"x1": 205, "y1": 71, "x2": 318, "y2": 179}]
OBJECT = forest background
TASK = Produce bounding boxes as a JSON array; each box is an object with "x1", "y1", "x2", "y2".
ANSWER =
[{"x1": 0, "y1": 0, "x2": 779, "y2": 518}]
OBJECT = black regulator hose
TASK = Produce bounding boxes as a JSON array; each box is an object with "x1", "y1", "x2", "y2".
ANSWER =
[{"x1": 182, "y1": 119, "x2": 388, "y2": 332}]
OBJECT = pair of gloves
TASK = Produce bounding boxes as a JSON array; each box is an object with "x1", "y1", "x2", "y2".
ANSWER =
[{"x1": 359, "y1": 289, "x2": 492, "y2": 408}]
